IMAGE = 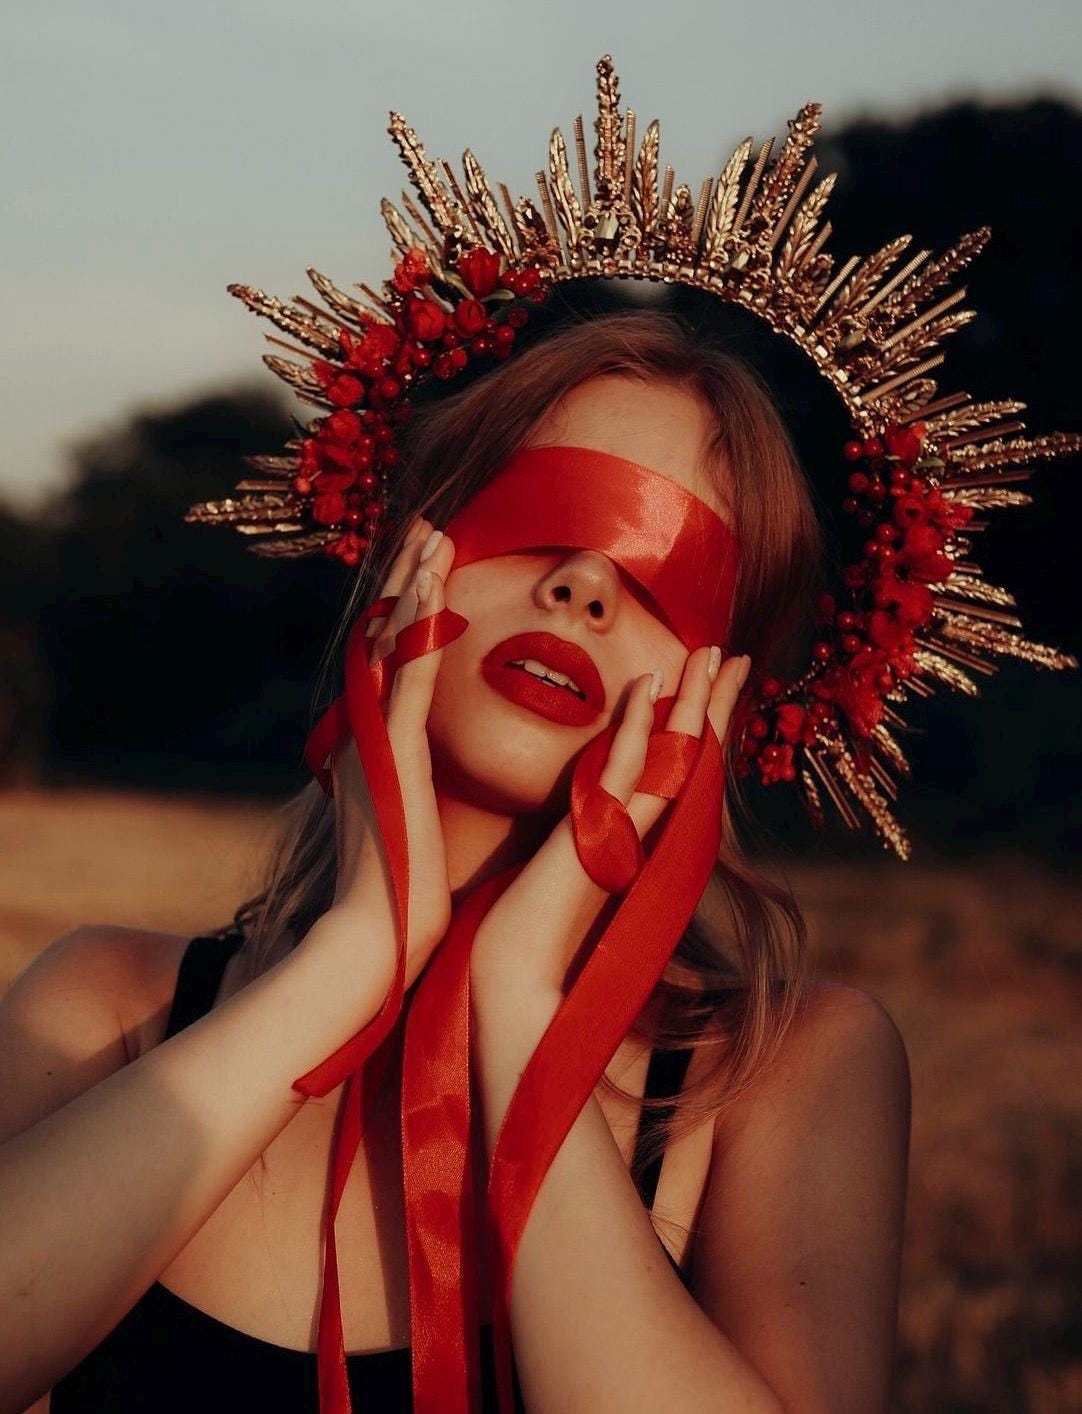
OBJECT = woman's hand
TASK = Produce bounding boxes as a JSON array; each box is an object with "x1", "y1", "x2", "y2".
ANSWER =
[
  {"x1": 468, "y1": 647, "x2": 751, "y2": 1011},
  {"x1": 325, "y1": 517, "x2": 459, "y2": 990}
]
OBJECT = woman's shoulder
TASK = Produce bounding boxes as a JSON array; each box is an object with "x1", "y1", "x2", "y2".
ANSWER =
[
  {"x1": 0, "y1": 924, "x2": 193, "y2": 1142},
  {"x1": 712, "y1": 979, "x2": 910, "y2": 1148}
]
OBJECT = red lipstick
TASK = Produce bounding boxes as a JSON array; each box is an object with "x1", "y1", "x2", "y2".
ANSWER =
[{"x1": 481, "y1": 631, "x2": 606, "y2": 728}]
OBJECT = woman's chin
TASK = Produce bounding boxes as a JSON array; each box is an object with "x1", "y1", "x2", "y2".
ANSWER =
[{"x1": 428, "y1": 724, "x2": 576, "y2": 817}]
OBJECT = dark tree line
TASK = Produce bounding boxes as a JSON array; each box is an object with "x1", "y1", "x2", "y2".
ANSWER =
[{"x1": 2, "y1": 96, "x2": 1080, "y2": 861}]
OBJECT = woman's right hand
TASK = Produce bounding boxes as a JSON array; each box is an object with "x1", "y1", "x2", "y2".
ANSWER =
[{"x1": 325, "y1": 517, "x2": 459, "y2": 991}]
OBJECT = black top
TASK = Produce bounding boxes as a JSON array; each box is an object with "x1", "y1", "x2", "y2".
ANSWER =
[{"x1": 52, "y1": 929, "x2": 697, "y2": 1411}]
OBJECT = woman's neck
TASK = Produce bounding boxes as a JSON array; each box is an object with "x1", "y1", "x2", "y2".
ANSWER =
[{"x1": 436, "y1": 789, "x2": 551, "y2": 902}]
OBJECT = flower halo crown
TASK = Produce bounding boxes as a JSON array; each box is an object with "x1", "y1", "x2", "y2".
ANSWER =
[{"x1": 186, "y1": 54, "x2": 1080, "y2": 860}]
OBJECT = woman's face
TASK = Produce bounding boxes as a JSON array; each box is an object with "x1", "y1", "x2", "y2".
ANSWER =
[{"x1": 427, "y1": 374, "x2": 732, "y2": 815}]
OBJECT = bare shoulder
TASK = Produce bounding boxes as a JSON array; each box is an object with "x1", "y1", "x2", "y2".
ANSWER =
[
  {"x1": 697, "y1": 981, "x2": 911, "y2": 1413},
  {"x1": 0, "y1": 924, "x2": 190, "y2": 1144},
  {"x1": 714, "y1": 979, "x2": 910, "y2": 1145}
]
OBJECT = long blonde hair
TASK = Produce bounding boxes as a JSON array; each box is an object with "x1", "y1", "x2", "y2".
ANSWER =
[{"x1": 231, "y1": 309, "x2": 824, "y2": 1200}]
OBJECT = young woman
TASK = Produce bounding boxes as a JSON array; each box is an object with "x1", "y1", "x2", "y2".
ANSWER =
[{"x1": 0, "y1": 313, "x2": 911, "y2": 1414}]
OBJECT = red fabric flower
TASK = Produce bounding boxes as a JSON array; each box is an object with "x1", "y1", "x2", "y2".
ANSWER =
[
  {"x1": 391, "y1": 248, "x2": 432, "y2": 294},
  {"x1": 407, "y1": 298, "x2": 447, "y2": 343},
  {"x1": 458, "y1": 248, "x2": 501, "y2": 297},
  {"x1": 327, "y1": 374, "x2": 365, "y2": 408},
  {"x1": 454, "y1": 299, "x2": 487, "y2": 336},
  {"x1": 775, "y1": 703, "x2": 807, "y2": 744},
  {"x1": 312, "y1": 491, "x2": 347, "y2": 525},
  {"x1": 884, "y1": 424, "x2": 924, "y2": 466}
]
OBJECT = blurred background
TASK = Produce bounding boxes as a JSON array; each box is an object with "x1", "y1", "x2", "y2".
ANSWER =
[{"x1": 2, "y1": 2, "x2": 1080, "y2": 1408}]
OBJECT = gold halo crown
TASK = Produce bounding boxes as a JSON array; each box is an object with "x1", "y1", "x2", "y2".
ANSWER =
[{"x1": 187, "y1": 54, "x2": 1080, "y2": 859}]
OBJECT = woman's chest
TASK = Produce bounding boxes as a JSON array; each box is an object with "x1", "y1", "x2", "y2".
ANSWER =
[{"x1": 156, "y1": 1044, "x2": 714, "y2": 1355}]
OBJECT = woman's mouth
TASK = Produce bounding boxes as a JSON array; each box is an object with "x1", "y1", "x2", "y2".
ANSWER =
[{"x1": 481, "y1": 631, "x2": 606, "y2": 727}]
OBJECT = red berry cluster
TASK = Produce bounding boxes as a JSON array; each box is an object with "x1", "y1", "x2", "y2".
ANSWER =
[
  {"x1": 735, "y1": 422, "x2": 975, "y2": 788},
  {"x1": 293, "y1": 246, "x2": 546, "y2": 566}
]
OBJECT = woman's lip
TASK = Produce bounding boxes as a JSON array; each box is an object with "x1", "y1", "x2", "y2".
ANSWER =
[{"x1": 481, "y1": 631, "x2": 606, "y2": 728}]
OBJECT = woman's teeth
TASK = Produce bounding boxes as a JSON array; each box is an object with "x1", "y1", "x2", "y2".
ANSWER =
[{"x1": 507, "y1": 658, "x2": 585, "y2": 699}]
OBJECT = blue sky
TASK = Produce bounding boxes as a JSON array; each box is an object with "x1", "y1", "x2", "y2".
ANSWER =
[{"x1": 3, "y1": 0, "x2": 1079, "y2": 508}]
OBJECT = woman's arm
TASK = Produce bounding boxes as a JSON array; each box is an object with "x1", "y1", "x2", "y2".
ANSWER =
[
  {"x1": 472, "y1": 979, "x2": 909, "y2": 1414},
  {"x1": 0, "y1": 908, "x2": 395, "y2": 1414}
]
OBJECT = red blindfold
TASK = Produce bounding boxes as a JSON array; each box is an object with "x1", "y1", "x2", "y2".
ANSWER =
[{"x1": 443, "y1": 444, "x2": 740, "y2": 650}]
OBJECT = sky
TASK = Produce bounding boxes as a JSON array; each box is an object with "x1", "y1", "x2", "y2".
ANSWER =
[{"x1": 3, "y1": 0, "x2": 1079, "y2": 509}]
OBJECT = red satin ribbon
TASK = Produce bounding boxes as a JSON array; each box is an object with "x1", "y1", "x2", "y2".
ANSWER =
[{"x1": 292, "y1": 446, "x2": 737, "y2": 1412}]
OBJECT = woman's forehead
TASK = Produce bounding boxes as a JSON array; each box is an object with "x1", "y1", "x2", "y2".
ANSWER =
[{"x1": 525, "y1": 374, "x2": 731, "y2": 523}]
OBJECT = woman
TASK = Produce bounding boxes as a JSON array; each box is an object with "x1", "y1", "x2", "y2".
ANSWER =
[{"x1": 0, "y1": 311, "x2": 911, "y2": 1414}]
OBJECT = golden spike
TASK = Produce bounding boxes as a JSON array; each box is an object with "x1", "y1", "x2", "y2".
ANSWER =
[
  {"x1": 264, "y1": 334, "x2": 323, "y2": 362},
  {"x1": 940, "y1": 487, "x2": 1033, "y2": 510},
  {"x1": 690, "y1": 178, "x2": 713, "y2": 250},
  {"x1": 305, "y1": 270, "x2": 375, "y2": 327},
  {"x1": 936, "y1": 619, "x2": 1079, "y2": 670},
  {"x1": 881, "y1": 704, "x2": 909, "y2": 730},
  {"x1": 184, "y1": 493, "x2": 302, "y2": 526},
  {"x1": 622, "y1": 109, "x2": 636, "y2": 205},
  {"x1": 861, "y1": 353, "x2": 945, "y2": 403},
  {"x1": 440, "y1": 159, "x2": 479, "y2": 240},
  {"x1": 243, "y1": 455, "x2": 298, "y2": 476},
  {"x1": 248, "y1": 531, "x2": 339, "y2": 559},
  {"x1": 387, "y1": 112, "x2": 457, "y2": 232},
  {"x1": 228, "y1": 284, "x2": 340, "y2": 354},
  {"x1": 462, "y1": 150, "x2": 516, "y2": 259},
  {"x1": 870, "y1": 309, "x2": 976, "y2": 381},
  {"x1": 817, "y1": 235, "x2": 913, "y2": 330},
  {"x1": 573, "y1": 116, "x2": 592, "y2": 207},
  {"x1": 631, "y1": 120, "x2": 660, "y2": 233},
  {"x1": 765, "y1": 157, "x2": 818, "y2": 253},
  {"x1": 895, "y1": 391, "x2": 971, "y2": 425},
  {"x1": 398, "y1": 191, "x2": 443, "y2": 253},
  {"x1": 357, "y1": 283, "x2": 395, "y2": 317},
  {"x1": 262, "y1": 354, "x2": 323, "y2": 393},
  {"x1": 702, "y1": 137, "x2": 752, "y2": 261},
  {"x1": 498, "y1": 181, "x2": 520, "y2": 244},
  {"x1": 953, "y1": 431, "x2": 1082, "y2": 472},
  {"x1": 380, "y1": 196, "x2": 415, "y2": 255},
  {"x1": 549, "y1": 129, "x2": 584, "y2": 243},
  {"x1": 593, "y1": 54, "x2": 625, "y2": 198},
  {"x1": 812, "y1": 254, "x2": 860, "y2": 316},
  {"x1": 800, "y1": 768, "x2": 825, "y2": 827},
  {"x1": 912, "y1": 646, "x2": 982, "y2": 693},
  {"x1": 291, "y1": 295, "x2": 353, "y2": 333},
  {"x1": 776, "y1": 172, "x2": 836, "y2": 276},
  {"x1": 756, "y1": 102, "x2": 822, "y2": 230},
  {"x1": 881, "y1": 287, "x2": 969, "y2": 350},
  {"x1": 866, "y1": 753, "x2": 899, "y2": 801},
  {"x1": 831, "y1": 745, "x2": 912, "y2": 859},
  {"x1": 939, "y1": 420, "x2": 1027, "y2": 451},
  {"x1": 924, "y1": 398, "x2": 1027, "y2": 436},
  {"x1": 660, "y1": 165, "x2": 675, "y2": 215},
  {"x1": 805, "y1": 745, "x2": 862, "y2": 830},
  {"x1": 932, "y1": 596, "x2": 1022, "y2": 627},
  {"x1": 534, "y1": 170, "x2": 561, "y2": 247},
  {"x1": 732, "y1": 137, "x2": 773, "y2": 236},
  {"x1": 872, "y1": 722, "x2": 912, "y2": 776},
  {"x1": 937, "y1": 468, "x2": 1034, "y2": 489},
  {"x1": 902, "y1": 673, "x2": 935, "y2": 698},
  {"x1": 881, "y1": 228, "x2": 991, "y2": 324},
  {"x1": 858, "y1": 249, "x2": 931, "y2": 319}
]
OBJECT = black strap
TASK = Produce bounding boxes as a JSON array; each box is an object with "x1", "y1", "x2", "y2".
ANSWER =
[
  {"x1": 631, "y1": 1045, "x2": 695, "y2": 1211},
  {"x1": 162, "y1": 929, "x2": 244, "y2": 1041}
]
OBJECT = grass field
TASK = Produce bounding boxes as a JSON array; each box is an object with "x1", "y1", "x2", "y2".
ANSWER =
[{"x1": 1, "y1": 787, "x2": 1078, "y2": 1412}]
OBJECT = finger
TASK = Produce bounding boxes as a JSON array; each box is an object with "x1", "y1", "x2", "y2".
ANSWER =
[
  {"x1": 705, "y1": 653, "x2": 751, "y2": 748},
  {"x1": 624, "y1": 647, "x2": 712, "y2": 837},
  {"x1": 598, "y1": 671, "x2": 656, "y2": 802},
  {"x1": 386, "y1": 533, "x2": 457, "y2": 735},
  {"x1": 369, "y1": 523, "x2": 438, "y2": 658},
  {"x1": 366, "y1": 517, "x2": 432, "y2": 644}
]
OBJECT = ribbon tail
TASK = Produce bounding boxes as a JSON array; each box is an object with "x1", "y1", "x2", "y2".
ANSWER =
[{"x1": 485, "y1": 709, "x2": 726, "y2": 1414}]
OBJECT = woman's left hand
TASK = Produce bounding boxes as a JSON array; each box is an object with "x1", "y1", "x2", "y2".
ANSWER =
[{"x1": 468, "y1": 647, "x2": 751, "y2": 1015}]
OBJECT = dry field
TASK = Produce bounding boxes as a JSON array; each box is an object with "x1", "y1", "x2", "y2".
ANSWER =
[{"x1": 1, "y1": 787, "x2": 1079, "y2": 1412}]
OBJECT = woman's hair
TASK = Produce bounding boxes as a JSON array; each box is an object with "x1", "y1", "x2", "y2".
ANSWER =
[{"x1": 230, "y1": 308, "x2": 824, "y2": 1234}]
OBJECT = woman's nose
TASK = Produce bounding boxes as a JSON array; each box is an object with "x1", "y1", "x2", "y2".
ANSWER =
[{"x1": 533, "y1": 549, "x2": 621, "y2": 630}]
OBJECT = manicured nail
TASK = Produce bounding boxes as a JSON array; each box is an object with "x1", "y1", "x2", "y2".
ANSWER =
[
  {"x1": 415, "y1": 568, "x2": 432, "y2": 603},
  {"x1": 419, "y1": 528, "x2": 443, "y2": 562},
  {"x1": 707, "y1": 646, "x2": 722, "y2": 682},
  {"x1": 737, "y1": 654, "x2": 752, "y2": 689},
  {"x1": 647, "y1": 669, "x2": 663, "y2": 703}
]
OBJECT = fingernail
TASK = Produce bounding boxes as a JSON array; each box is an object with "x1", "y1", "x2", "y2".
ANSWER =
[
  {"x1": 648, "y1": 669, "x2": 663, "y2": 703},
  {"x1": 707, "y1": 646, "x2": 722, "y2": 682},
  {"x1": 737, "y1": 654, "x2": 752, "y2": 689},
  {"x1": 415, "y1": 568, "x2": 432, "y2": 603},
  {"x1": 419, "y1": 528, "x2": 443, "y2": 562}
]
